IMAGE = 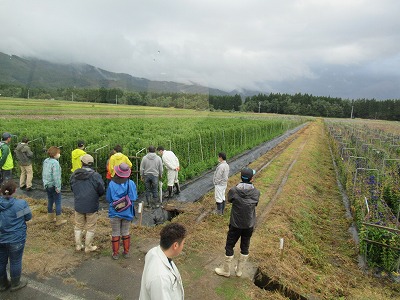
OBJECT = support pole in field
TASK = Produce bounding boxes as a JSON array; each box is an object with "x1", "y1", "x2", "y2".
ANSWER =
[
  {"x1": 187, "y1": 142, "x2": 190, "y2": 166},
  {"x1": 138, "y1": 202, "x2": 143, "y2": 226},
  {"x1": 199, "y1": 134, "x2": 204, "y2": 161},
  {"x1": 279, "y1": 238, "x2": 284, "y2": 261},
  {"x1": 94, "y1": 145, "x2": 109, "y2": 172}
]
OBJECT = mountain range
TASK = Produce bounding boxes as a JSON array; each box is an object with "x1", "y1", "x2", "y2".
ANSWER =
[{"x1": 0, "y1": 52, "x2": 260, "y2": 97}]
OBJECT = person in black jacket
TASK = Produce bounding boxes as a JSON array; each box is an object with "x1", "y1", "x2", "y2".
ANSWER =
[
  {"x1": 215, "y1": 167, "x2": 260, "y2": 278},
  {"x1": 70, "y1": 154, "x2": 105, "y2": 253}
]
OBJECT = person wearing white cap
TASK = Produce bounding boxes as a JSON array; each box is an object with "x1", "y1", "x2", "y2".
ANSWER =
[
  {"x1": 70, "y1": 154, "x2": 105, "y2": 253},
  {"x1": 0, "y1": 133, "x2": 13, "y2": 185},
  {"x1": 215, "y1": 167, "x2": 260, "y2": 278}
]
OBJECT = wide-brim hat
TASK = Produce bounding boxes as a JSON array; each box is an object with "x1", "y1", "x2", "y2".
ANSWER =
[{"x1": 114, "y1": 163, "x2": 131, "y2": 178}]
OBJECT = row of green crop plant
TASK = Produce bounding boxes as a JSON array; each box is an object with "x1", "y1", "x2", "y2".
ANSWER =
[
  {"x1": 2, "y1": 116, "x2": 304, "y2": 192},
  {"x1": 325, "y1": 120, "x2": 400, "y2": 274}
]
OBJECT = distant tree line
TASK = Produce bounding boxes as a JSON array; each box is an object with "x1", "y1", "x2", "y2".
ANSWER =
[
  {"x1": 1, "y1": 84, "x2": 399, "y2": 120},
  {"x1": 243, "y1": 93, "x2": 400, "y2": 120}
]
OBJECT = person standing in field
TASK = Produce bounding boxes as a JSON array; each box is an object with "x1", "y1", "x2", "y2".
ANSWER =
[
  {"x1": 215, "y1": 167, "x2": 259, "y2": 278},
  {"x1": 42, "y1": 146, "x2": 67, "y2": 226},
  {"x1": 70, "y1": 154, "x2": 105, "y2": 253},
  {"x1": 139, "y1": 223, "x2": 186, "y2": 300},
  {"x1": 14, "y1": 137, "x2": 34, "y2": 191},
  {"x1": 106, "y1": 163, "x2": 137, "y2": 260},
  {"x1": 0, "y1": 180, "x2": 32, "y2": 292},
  {"x1": 213, "y1": 152, "x2": 229, "y2": 215},
  {"x1": 0, "y1": 133, "x2": 14, "y2": 185},
  {"x1": 71, "y1": 140, "x2": 86, "y2": 173},
  {"x1": 108, "y1": 145, "x2": 132, "y2": 178},
  {"x1": 157, "y1": 146, "x2": 180, "y2": 199},
  {"x1": 140, "y1": 145, "x2": 163, "y2": 208}
]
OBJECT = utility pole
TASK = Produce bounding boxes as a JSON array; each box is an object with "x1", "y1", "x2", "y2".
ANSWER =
[
  {"x1": 28, "y1": 89, "x2": 30, "y2": 99},
  {"x1": 116, "y1": 94, "x2": 118, "y2": 105},
  {"x1": 350, "y1": 105, "x2": 354, "y2": 119},
  {"x1": 258, "y1": 101, "x2": 261, "y2": 113},
  {"x1": 72, "y1": 92, "x2": 74, "y2": 101}
]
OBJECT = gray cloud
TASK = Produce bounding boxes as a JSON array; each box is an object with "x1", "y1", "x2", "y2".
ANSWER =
[{"x1": 1, "y1": 0, "x2": 400, "y2": 99}]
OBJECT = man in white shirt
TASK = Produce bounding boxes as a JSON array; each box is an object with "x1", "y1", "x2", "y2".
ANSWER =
[
  {"x1": 157, "y1": 146, "x2": 180, "y2": 199},
  {"x1": 139, "y1": 223, "x2": 187, "y2": 300},
  {"x1": 213, "y1": 152, "x2": 229, "y2": 215}
]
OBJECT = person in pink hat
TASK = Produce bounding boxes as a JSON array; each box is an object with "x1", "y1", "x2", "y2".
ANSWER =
[{"x1": 106, "y1": 163, "x2": 137, "y2": 260}]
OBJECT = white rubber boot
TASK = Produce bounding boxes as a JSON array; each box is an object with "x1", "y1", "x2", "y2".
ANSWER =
[
  {"x1": 215, "y1": 255, "x2": 234, "y2": 277},
  {"x1": 74, "y1": 229, "x2": 84, "y2": 251},
  {"x1": 235, "y1": 254, "x2": 249, "y2": 277},
  {"x1": 85, "y1": 231, "x2": 98, "y2": 253}
]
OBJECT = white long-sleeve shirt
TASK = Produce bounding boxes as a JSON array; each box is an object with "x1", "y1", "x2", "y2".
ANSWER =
[
  {"x1": 139, "y1": 245, "x2": 184, "y2": 300},
  {"x1": 161, "y1": 150, "x2": 179, "y2": 171}
]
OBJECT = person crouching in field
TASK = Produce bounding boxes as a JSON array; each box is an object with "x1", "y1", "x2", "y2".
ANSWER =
[
  {"x1": 70, "y1": 154, "x2": 105, "y2": 253},
  {"x1": 106, "y1": 163, "x2": 137, "y2": 260},
  {"x1": 0, "y1": 180, "x2": 32, "y2": 292},
  {"x1": 42, "y1": 146, "x2": 67, "y2": 226},
  {"x1": 215, "y1": 167, "x2": 259, "y2": 278},
  {"x1": 213, "y1": 152, "x2": 229, "y2": 215}
]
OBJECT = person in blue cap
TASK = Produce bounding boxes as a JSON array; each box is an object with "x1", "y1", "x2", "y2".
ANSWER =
[{"x1": 215, "y1": 167, "x2": 260, "y2": 278}]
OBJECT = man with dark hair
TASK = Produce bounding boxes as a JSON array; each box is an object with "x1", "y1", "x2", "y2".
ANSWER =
[
  {"x1": 215, "y1": 167, "x2": 259, "y2": 278},
  {"x1": 71, "y1": 140, "x2": 86, "y2": 172},
  {"x1": 139, "y1": 223, "x2": 187, "y2": 300},
  {"x1": 157, "y1": 146, "x2": 180, "y2": 199},
  {"x1": 0, "y1": 133, "x2": 13, "y2": 185},
  {"x1": 15, "y1": 137, "x2": 34, "y2": 191},
  {"x1": 213, "y1": 152, "x2": 229, "y2": 215},
  {"x1": 140, "y1": 146, "x2": 163, "y2": 208}
]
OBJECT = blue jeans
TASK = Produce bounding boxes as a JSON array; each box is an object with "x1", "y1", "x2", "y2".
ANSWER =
[
  {"x1": 0, "y1": 241, "x2": 25, "y2": 279},
  {"x1": 144, "y1": 174, "x2": 159, "y2": 204},
  {"x1": 46, "y1": 186, "x2": 62, "y2": 215}
]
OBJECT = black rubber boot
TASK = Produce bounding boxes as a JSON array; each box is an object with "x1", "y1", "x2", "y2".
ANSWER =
[
  {"x1": 10, "y1": 277, "x2": 27, "y2": 292},
  {"x1": 165, "y1": 186, "x2": 173, "y2": 199},
  {"x1": 174, "y1": 182, "x2": 181, "y2": 194},
  {"x1": 0, "y1": 275, "x2": 10, "y2": 292}
]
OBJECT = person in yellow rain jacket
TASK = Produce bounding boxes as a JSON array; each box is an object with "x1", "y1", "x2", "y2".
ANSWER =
[
  {"x1": 71, "y1": 140, "x2": 86, "y2": 173},
  {"x1": 108, "y1": 145, "x2": 132, "y2": 178}
]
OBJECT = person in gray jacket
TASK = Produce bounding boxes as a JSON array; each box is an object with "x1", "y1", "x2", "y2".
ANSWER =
[
  {"x1": 140, "y1": 146, "x2": 163, "y2": 208},
  {"x1": 215, "y1": 167, "x2": 260, "y2": 278},
  {"x1": 70, "y1": 154, "x2": 105, "y2": 253},
  {"x1": 14, "y1": 137, "x2": 34, "y2": 191},
  {"x1": 213, "y1": 152, "x2": 229, "y2": 215}
]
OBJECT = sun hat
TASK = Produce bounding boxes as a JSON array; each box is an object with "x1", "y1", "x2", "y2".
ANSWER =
[
  {"x1": 241, "y1": 167, "x2": 256, "y2": 182},
  {"x1": 114, "y1": 163, "x2": 131, "y2": 178},
  {"x1": 81, "y1": 154, "x2": 94, "y2": 165}
]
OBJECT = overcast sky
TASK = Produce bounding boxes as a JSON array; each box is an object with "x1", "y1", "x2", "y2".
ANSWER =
[{"x1": 1, "y1": 0, "x2": 400, "y2": 99}]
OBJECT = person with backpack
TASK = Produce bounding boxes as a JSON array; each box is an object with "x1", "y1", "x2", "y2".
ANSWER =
[
  {"x1": 14, "y1": 137, "x2": 34, "y2": 191},
  {"x1": 70, "y1": 154, "x2": 105, "y2": 253},
  {"x1": 106, "y1": 163, "x2": 137, "y2": 260},
  {"x1": 0, "y1": 133, "x2": 14, "y2": 185}
]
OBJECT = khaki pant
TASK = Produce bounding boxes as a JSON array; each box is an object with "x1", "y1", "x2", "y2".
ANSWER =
[
  {"x1": 74, "y1": 211, "x2": 99, "y2": 232},
  {"x1": 20, "y1": 165, "x2": 33, "y2": 188}
]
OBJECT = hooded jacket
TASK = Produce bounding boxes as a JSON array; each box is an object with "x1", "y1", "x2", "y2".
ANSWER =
[
  {"x1": 106, "y1": 179, "x2": 137, "y2": 220},
  {"x1": 15, "y1": 142, "x2": 33, "y2": 166},
  {"x1": 0, "y1": 197, "x2": 32, "y2": 243},
  {"x1": 108, "y1": 152, "x2": 133, "y2": 177},
  {"x1": 70, "y1": 167, "x2": 105, "y2": 213},
  {"x1": 139, "y1": 245, "x2": 184, "y2": 300},
  {"x1": 227, "y1": 182, "x2": 260, "y2": 229},
  {"x1": 140, "y1": 152, "x2": 163, "y2": 177},
  {"x1": 71, "y1": 148, "x2": 86, "y2": 172}
]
